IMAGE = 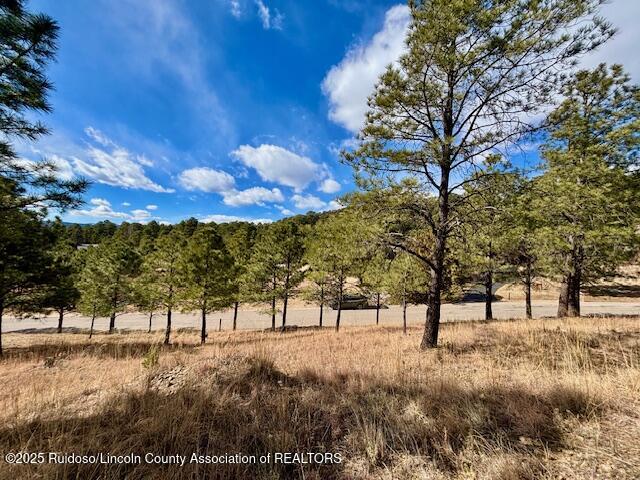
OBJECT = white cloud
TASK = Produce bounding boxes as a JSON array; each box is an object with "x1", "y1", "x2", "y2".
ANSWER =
[
  {"x1": 276, "y1": 205, "x2": 294, "y2": 216},
  {"x1": 178, "y1": 167, "x2": 236, "y2": 193},
  {"x1": 291, "y1": 193, "x2": 326, "y2": 211},
  {"x1": 581, "y1": 1, "x2": 640, "y2": 80},
  {"x1": 322, "y1": 5, "x2": 410, "y2": 133},
  {"x1": 326, "y1": 199, "x2": 343, "y2": 211},
  {"x1": 255, "y1": 0, "x2": 283, "y2": 30},
  {"x1": 72, "y1": 128, "x2": 174, "y2": 193},
  {"x1": 230, "y1": 0, "x2": 241, "y2": 18},
  {"x1": 70, "y1": 198, "x2": 154, "y2": 223},
  {"x1": 177, "y1": 165, "x2": 286, "y2": 207},
  {"x1": 231, "y1": 144, "x2": 325, "y2": 191},
  {"x1": 84, "y1": 127, "x2": 115, "y2": 147},
  {"x1": 90, "y1": 198, "x2": 111, "y2": 208},
  {"x1": 200, "y1": 214, "x2": 272, "y2": 224},
  {"x1": 222, "y1": 187, "x2": 284, "y2": 206},
  {"x1": 146, "y1": 204, "x2": 158, "y2": 211},
  {"x1": 122, "y1": 202, "x2": 131, "y2": 207},
  {"x1": 130, "y1": 209, "x2": 152, "y2": 221},
  {"x1": 318, "y1": 178, "x2": 341, "y2": 194}
]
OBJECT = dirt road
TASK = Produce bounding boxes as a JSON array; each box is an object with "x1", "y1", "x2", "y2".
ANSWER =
[{"x1": 4, "y1": 299, "x2": 639, "y2": 333}]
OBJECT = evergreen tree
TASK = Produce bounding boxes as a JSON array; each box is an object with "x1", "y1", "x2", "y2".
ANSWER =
[
  {"x1": 457, "y1": 158, "x2": 519, "y2": 320},
  {"x1": 77, "y1": 247, "x2": 110, "y2": 338},
  {"x1": 223, "y1": 223, "x2": 257, "y2": 330},
  {"x1": 0, "y1": 206, "x2": 52, "y2": 354},
  {"x1": 180, "y1": 225, "x2": 235, "y2": 344},
  {"x1": 306, "y1": 211, "x2": 369, "y2": 332},
  {"x1": 362, "y1": 252, "x2": 390, "y2": 326},
  {"x1": 141, "y1": 230, "x2": 186, "y2": 344},
  {"x1": 0, "y1": 1, "x2": 86, "y2": 212},
  {"x1": 384, "y1": 252, "x2": 429, "y2": 334},
  {"x1": 535, "y1": 64, "x2": 640, "y2": 317},
  {"x1": 84, "y1": 239, "x2": 138, "y2": 333},
  {"x1": 246, "y1": 220, "x2": 306, "y2": 331},
  {"x1": 132, "y1": 276, "x2": 162, "y2": 333},
  {"x1": 273, "y1": 220, "x2": 306, "y2": 330},
  {"x1": 42, "y1": 237, "x2": 81, "y2": 333},
  {"x1": 345, "y1": 0, "x2": 613, "y2": 347}
]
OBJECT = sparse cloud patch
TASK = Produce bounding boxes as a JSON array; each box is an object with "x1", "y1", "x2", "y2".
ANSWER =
[{"x1": 322, "y1": 5, "x2": 410, "y2": 133}]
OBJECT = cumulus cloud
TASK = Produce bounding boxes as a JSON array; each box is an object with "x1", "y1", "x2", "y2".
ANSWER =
[
  {"x1": 200, "y1": 214, "x2": 272, "y2": 224},
  {"x1": 231, "y1": 144, "x2": 326, "y2": 192},
  {"x1": 72, "y1": 128, "x2": 174, "y2": 193},
  {"x1": 70, "y1": 198, "x2": 154, "y2": 222},
  {"x1": 178, "y1": 167, "x2": 236, "y2": 193},
  {"x1": 276, "y1": 205, "x2": 294, "y2": 216},
  {"x1": 322, "y1": 5, "x2": 410, "y2": 133},
  {"x1": 318, "y1": 178, "x2": 341, "y2": 194},
  {"x1": 146, "y1": 204, "x2": 158, "y2": 211},
  {"x1": 177, "y1": 165, "x2": 286, "y2": 207},
  {"x1": 291, "y1": 193, "x2": 327, "y2": 211},
  {"x1": 222, "y1": 186, "x2": 284, "y2": 206}
]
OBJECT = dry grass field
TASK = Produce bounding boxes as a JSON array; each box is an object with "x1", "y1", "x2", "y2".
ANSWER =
[{"x1": 0, "y1": 316, "x2": 639, "y2": 479}]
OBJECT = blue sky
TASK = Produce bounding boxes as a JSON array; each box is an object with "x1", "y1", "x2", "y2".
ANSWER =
[{"x1": 19, "y1": 0, "x2": 640, "y2": 224}]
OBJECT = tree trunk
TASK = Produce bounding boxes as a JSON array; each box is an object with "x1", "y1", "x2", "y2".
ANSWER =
[
  {"x1": 232, "y1": 301, "x2": 238, "y2": 331},
  {"x1": 421, "y1": 268, "x2": 442, "y2": 349},
  {"x1": 89, "y1": 313, "x2": 96, "y2": 339},
  {"x1": 164, "y1": 308, "x2": 172, "y2": 345},
  {"x1": 282, "y1": 290, "x2": 289, "y2": 330},
  {"x1": 421, "y1": 154, "x2": 450, "y2": 349},
  {"x1": 148, "y1": 312, "x2": 153, "y2": 333},
  {"x1": 484, "y1": 270, "x2": 493, "y2": 321},
  {"x1": 375, "y1": 292, "x2": 380, "y2": 325},
  {"x1": 319, "y1": 286, "x2": 324, "y2": 328},
  {"x1": 0, "y1": 300, "x2": 4, "y2": 356},
  {"x1": 271, "y1": 296, "x2": 276, "y2": 331},
  {"x1": 568, "y1": 265, "x2": 581, "y2": 317},
  {"x1": 109, "y1": 282, "x2": 119, "y2": 334},
  {"x1": 200, "y1": 307, "x2": 206, "y2": 345},
  {"x1": 336, "y1": 280, "x2": 343, "y2": 332},
  {"x1": 109, "y1": 311, "x2": 116, "y2": 334},
  {"x1": 524, "y1": 261, "x2": 532, "y2": 319},
  {"x1": 557, "y1": 274, "x2": 571, "y2": 317},
  {"x1": 89, "y1": 303, "x2": 96, "y2": 339},
  {"x1": 57, "y1": 308, "x2": 64, "y2": 334},
  {"x1": 402, "y1": 297, "x2": 407, "y2": 335}
]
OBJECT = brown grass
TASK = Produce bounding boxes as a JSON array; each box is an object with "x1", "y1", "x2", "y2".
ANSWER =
[{"x1": 0, "y1": 316, "x2": 639, "y2": 479}]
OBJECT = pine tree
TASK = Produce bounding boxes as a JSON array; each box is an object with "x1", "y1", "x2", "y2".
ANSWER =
[
  {"x1": 77, "y1": 247, "x2": 111, "y2": 338},
  {"x1": 246, "y1": 220, "x2": 306, "y2": 331},
  {"x1": 223, "y1": 223, "x2": 257, "y2": 330},
  {"x1": 0, "y1": 205, "x2": 53, "y2": 354},
  {"x1": 457, "y1": 157, "x2": 519, "y2": 320},
  {"x1": 141, "y1": 230, "x2": 186, "y2": 344},
  {"x1": 42, "y1": 237, "x2": 81, "y2": 333},
  {"x1": 82, "y1": 239, "x2": 138, "y2": 334},
  {"x1": 534, "y1": 64, "x2": 640, "y2": 317},
  {"x1": 384, "y1": 252, "x2": 429, "y2": 334},
  {"x1": 306, "y1": 211, "x2": 369, "y2": 332},
  {"x1": 0, "y1": 1, "x2": 87, "y2": 212},
  {"x1": 345, "y1": 0, "x2": 613, "y2": 348},
  {"x1": 180, "y1": 225, "x2": 235, "y2": 344}
]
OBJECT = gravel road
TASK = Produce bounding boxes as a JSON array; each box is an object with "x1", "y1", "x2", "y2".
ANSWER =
[{"x1": 3, "y1": 299, "x2": 639, "y2": 333}]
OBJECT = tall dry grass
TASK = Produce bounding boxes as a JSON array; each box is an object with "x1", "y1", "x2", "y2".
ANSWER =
[{"x1": 0, "y1": 316, "x2": 638, "y2": 479}]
